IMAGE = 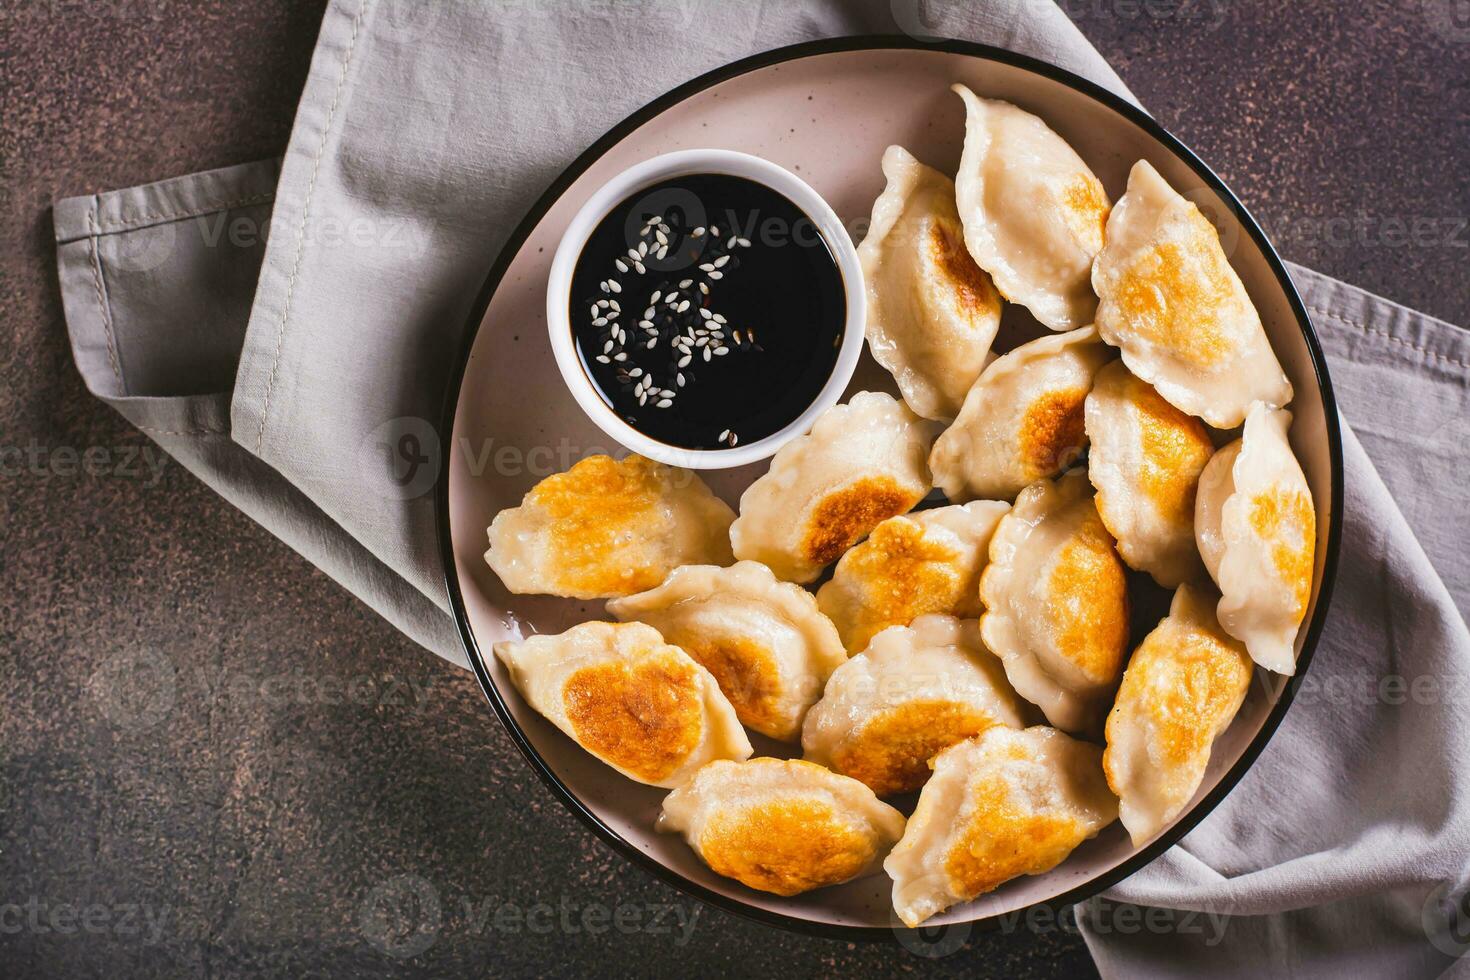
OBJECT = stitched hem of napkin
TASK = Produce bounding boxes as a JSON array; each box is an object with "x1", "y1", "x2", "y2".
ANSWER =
[
  {"x1": 54, "y1": 160, "x2": 282, "y2": 406},
  {"x1": 1286, "y1": 261, "x2": 1470, "y2": 379},
  {"x1": 238, "y1": 0, "x2": 370, "y2": 457}
]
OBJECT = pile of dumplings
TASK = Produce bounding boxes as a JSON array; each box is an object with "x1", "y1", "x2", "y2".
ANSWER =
[{"x1": 482, "y1": 84, "x2": 1319, "y2": 929}]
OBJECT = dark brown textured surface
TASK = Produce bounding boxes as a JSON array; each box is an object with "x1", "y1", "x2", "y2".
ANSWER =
[{"x1": 1, "y1": 3, "x2": 1466, "y2": 978}]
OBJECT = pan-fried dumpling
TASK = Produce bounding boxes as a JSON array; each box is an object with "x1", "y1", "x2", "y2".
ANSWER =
[
  {"x1": 859, "y1": 145, "x2": 1004, "y2": 421},
  {"x1": 816, "y1": 501, "x2": 1010, "y2": 654},
  {"x1": 1104, "y1": 583, "x2": 1252, "y2": 846},
  {"x1": 1091, "y1": 160, "x2": 1292, "y2": 428},
  {"x1": 802, "y1": 615, "x2": 1031, "y2": 797},
  {"x1": 606, "y1": 561, "x2": 846, "y2": 741},
  {"x1": 929, "y1": 326, "x2": 1112, "y2": 503},
  {"x1": 885, "y1": 726, "x2": 1118, "y2": 927},
  {"x1": 485, "y1": 454, "x2": 735, "y2": 599},
  {"x1": 1195, "y1": 403, "x2": 1317, "y2": 674},
  {"x1": 951, "y1": 84, "x2": 1110, "y2": 331},
  {"x1": 658, "y1": 758, "x2": 905, "y2": 896},
  {"x1": 731, "y1": 392, "x2": 939, "y2": 584},
  {"x1": 493, "y1": 621, "x2": 751, "y2": 788},
  {"x1": 979, "y1": 471, "x2": 1130, "y2": 734},
  {"x1": 1084, "y1": 360, "x2": 1215, "y2": 587}
]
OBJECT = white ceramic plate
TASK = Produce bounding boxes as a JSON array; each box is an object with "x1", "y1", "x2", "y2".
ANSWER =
[{"x1": 438, "y1": 37, "x2": 1343, "y2": 941}]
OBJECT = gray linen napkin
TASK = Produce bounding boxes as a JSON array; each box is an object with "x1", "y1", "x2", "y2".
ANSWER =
[{"x1": 52, "y1": 0, "x2": 1470, "y2": 975}]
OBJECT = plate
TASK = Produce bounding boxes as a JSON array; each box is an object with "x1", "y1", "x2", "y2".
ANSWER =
[{"x1": 437, "y1": 36, "x2": 1343, "y2": 941}]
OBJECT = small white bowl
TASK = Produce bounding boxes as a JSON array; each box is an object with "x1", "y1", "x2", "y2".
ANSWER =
[{"x1": 545, "y1": 149, "x2": 865, "y2": 469}]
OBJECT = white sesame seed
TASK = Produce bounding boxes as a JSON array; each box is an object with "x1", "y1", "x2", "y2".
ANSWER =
[
  {"x1": 679, "y1": 279, "x2": 693, "y2": 288},
  {"x1": 710, "y1": 226, "x2": 720, "y2": 237},
  {"x1": 653, "y1": 230, "x2": 666, "y2": 245},
  {"x1": 628, "y1": 367, "x2": 642, "y2": 377},
  {"x1": 634, "y1": 261, "x2": 646, "y2": 274},
  {"x1": 676, "y1": 374, "x2": 685, "y2": 386},
  {"x1": 698, "y1": 263, "x2": 715, "y2": 272},
  {"x1": 656, "y1": 245, "x2": 668, "y2": 260},
  {"x1": 589, "y1": 305, "x2": 599, "y2": 318},
  {"x1": 627, "y1": 249, "x2": 640, "y2": 262},
  {"x1": 657, "y1": 399, "x2": 672, "y2": 408},
  {"x1": 644, "y1": 307, "x2": 656, "y2": 319},
  {"x1": 727, "y1": 236, "x2": 737, "y2": 249},
  {"x1": 647, "y1": 339, "x2": 657, "y2": 349},
  {"x1": 608, "y1": 280, "x2": 621, "y2": 293},
  {"x1": 695, "y1": 337, "x2": 708, "y2": 346},
  {"x1": 650, "y1": 291, "x2": 662, "y2": 304},
  {"x1": 699, "y1": 283, "x2": 709, "y2": 295},
  {"x1": 712, "y1": 313, "x2": 726, "y2": 324},
  {"x1": 637, "y1": 392, "x2": 647, "y2": 405},
  {"x1": 678, "y1": 355, "x2": 692, "y2": 368},
  {"x1": 692, "y1": 227, "x2": 705, "y2": 237},
  {"x1": 615, "y1": 259, "x2": 628, "y2": 273},
  {"x1": 595, "y1": 355, "x2": 610, "y2": 364},
  {"x1": 719, "y1": 429, "x2": 730, "y2": 441},
  {"x1": 702, "y1": 347, "x2": 711, "y2": 361},
  {"x1": 614, "y1": 352, "x2": 627, "y2": 361},
  {"x1": 737, "y1": 237, "x2": 751, "y2": 247},
  {"x1": 698, "y1": 308, "x2": 712, "y2": 319},
  {"x1": 666, "y1": 294, "x2": 678, "y2": 306},
  {"x1": 708, "y1": 271, "x2": 723, "y2": 280},
  {"x1": 592, "y1": 317, "x2": 607, "y2": 327},
  {"x1": 599, "y1": 281, "x2": 609, "y2": 293},
  {"x1": 677, "y1": 300, "x2": 691, "y2": 312},
  {"x1": 602, "y1": 341, "x2": 614, "y2": 354},
  {"x1": 714, "y1": 255, "x2": 730, "y2": 268},
  {"x1": 714, "y1": 346, "x2": 729, "y2": 356},
  {"x1": 639, "y1": 320, "x2": 653, "y2": 330},
  {"x1": 638, "y1": 241, "x2": 648, "y2": 256}
]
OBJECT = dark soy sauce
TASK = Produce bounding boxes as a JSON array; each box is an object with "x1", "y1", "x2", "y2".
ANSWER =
[{"x1": 569, "y1": 173, "x2": 846, "y2": 451}]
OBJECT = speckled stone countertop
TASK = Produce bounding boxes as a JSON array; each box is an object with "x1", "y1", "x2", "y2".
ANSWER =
[{"x1": 2, "y1": 3, "x2": 1466, "y2": 977}]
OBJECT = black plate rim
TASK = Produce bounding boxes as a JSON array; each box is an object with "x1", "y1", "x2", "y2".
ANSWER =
[{"x1": 434, "y1": 34, "x2": 1345, "y2": 945}]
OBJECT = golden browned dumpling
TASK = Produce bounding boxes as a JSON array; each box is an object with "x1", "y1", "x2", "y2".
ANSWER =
[
  {"x1": 884, "y1": 726, "x2": 1117, "y2": 927},
  {"x1": 493, "y1": 622, "x2": 750, "y2": 788},
  {"x1": 1195, "y1": 403, "x2": 1317, "y2": 674},
  {"x1": 801, "y1": 615, "x2": 1031, "y2": 797},
  {"x1": 606, "y1": 561, "x2": 846, "y2": 741},
  {"x1": 979, "y1": 471, "x2": 1130, "y2": 734},
  {"x1": 859, "y1": 144, "x2": 1003, "y2": 421},
  {"x1": 951, "y1": 85, "x2": 1111, "y2": 332},
  {"x1": 659, "y1": 758, "x2": 905, "y2": 897},
  {"x1": 484, "y1": 454, "x2": 735, "y2": 599},
  {"x1": 816, "y1": 501, "x2": 1010, "y2": 654},
  {"x1": 730, "y1": 392, "x2": 939, "y2": 584},
  {"x1": 1085, "y1": 360, "x2": 1216, "y2": 587},
  {"x1": 928, "y1": 327, "x2": 1113, "y2": 503},
  {"x1": 1104, "y1": 583, "x2": 1252, "y2": 845},
  {"x1": 1091, "y1": 160, "x2": 1292, "y2": 428}
]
